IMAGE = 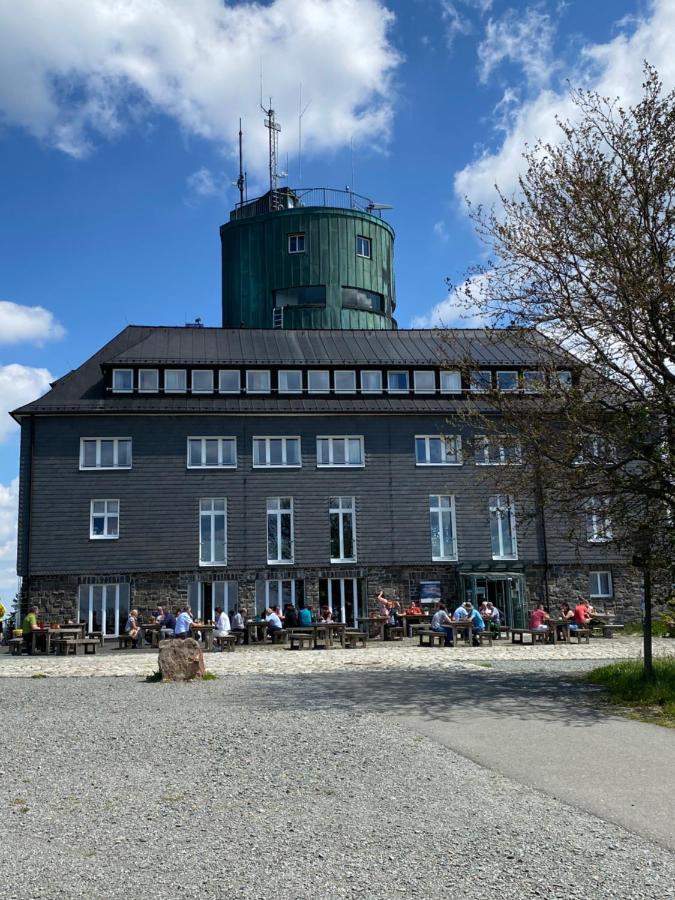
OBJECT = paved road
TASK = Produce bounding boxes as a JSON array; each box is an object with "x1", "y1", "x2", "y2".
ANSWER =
[{"x1": 275, "y1": 663, "x2": 675, "y2": 852}]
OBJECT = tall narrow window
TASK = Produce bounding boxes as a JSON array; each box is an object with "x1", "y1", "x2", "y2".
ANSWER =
[
  {"x1": 330, "y1": 497, "x2": 356, "y2": 563},
  {"x1": 316, "y1": 436, "x2": 364, "y2": 467},
  {"x1": 90, "y1": 500, "x2": 119, "y2": 539},
  {"x1": 188, "y1": 437, "x2": 237, "y2": 469},
  {"x1": 80, "y1": 438, "x2": 132, "y2": 470},
  {"x1": 415, "y1": 435, "x2": 462, "y2": 466},
  {"x1": 356, "y1": 235, "x2": 372, "y2": 258},
  {"x1": 267, "y1": 497, "x2": 294, "y2": 564},
  {"x1": 253, "y1": 437, "x2": 301, "y2": 467},
  {"x1": 199, "y1": 499, "x2": 227, "y2": 565},
  {"x1": 429, "y1": 495, "x2": 457, "y2": 561},
  {"x1": 586, "y1": 499, "x2": 612, "y2": 543},
  {"x1": 489, "y1": 495, "x2": 517, "y2": 560}
]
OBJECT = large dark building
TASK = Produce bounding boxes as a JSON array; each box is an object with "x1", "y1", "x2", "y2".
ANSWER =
[{"x1": 12, "y1": 188, "x2": 638, "y2": 635}]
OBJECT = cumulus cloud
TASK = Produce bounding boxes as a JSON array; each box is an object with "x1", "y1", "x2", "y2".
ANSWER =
[
  {"x1": 411, "y1": 275, "x2": 492, "y2": 328},
  {"x1": 0, "y1": 300, "x2": 65, "y2": 345},
  {"x1": 456, "y1": 0, "x2": 675, "y2": 208},
  {"x1": 478, "y1": 6, "x2": 557, "y2": 88},
  {"x1": 0, "y1": 477, "x2": 19, "y2": 600},
  {"x1": 0, "y1": 364, "x2": 53, "y2": 442},
  {"x1": 0, "y1": 0, "x2": 401, "y2": 170}
]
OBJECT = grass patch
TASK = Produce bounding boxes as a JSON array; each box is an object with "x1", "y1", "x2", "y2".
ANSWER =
[
  {"x1": 30, "y1": 673, "x2": 47, "y2": 679},
  {"x1": 202, "y1": 671, "x2": 217, "y2": 681},
  {"x1": 144, "y1": 670, "x2": 163, "y2": 683},
  {"x1": 585, "y1": 659, "x2": 675, "y2": 727}
]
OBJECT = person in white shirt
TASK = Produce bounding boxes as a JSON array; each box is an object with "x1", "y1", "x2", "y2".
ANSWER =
[
  {"x1": 265, "y1": 607, "x2": 283, "y2": 639},
  {"x1": 174, "y1": 607, "x2": 194, "y2": 638},
  {"x1": 214, "y1": 606, "x2": 230, "y2": 637},
  {"x1": 431, "y1": 602, "x2": 454, "y2": 646}
]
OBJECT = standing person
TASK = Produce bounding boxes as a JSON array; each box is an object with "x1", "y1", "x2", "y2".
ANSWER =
[
  {"x1": 529, "y1": 602, "x2": 550, "y2": 632},
  {"x1": 174, "y1": 607, "x2": 194, "y2": 639},
  {"x1": 431, "y1": 602, "x2": 454, "y2": 647},
  {"x1": 376, "y1": 590, "x2": 391, "y2": 619},
  {"x1": 22, "y1": 605, "x2": 40, "y2": 654},
  {"x1": 125, "y1": 609, "x2": 141, "y2": 647},
  {"x1": 465, "y1": 602, "x2": 485, "y2": 646}
]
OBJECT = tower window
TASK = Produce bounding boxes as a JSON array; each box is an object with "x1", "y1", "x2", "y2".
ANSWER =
[
  {"x1": 288, "y1": 233, "x2": 305, "y2": 254},
  {"x1": 341, "y1": 287, "x2": 384, "y2": 313},
  {"x1": 273, "y1": 286, "x2": 326, "y2": 308},
  {"x1": 356, "y1": 235, "x2": 372, "y2": 258}
]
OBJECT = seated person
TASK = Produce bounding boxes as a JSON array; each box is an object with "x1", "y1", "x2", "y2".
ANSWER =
[
  {"x1": 574, "y1": 598, "x2": 591, "y2": 629},
  {"x1": 318, "y1": 606, "x2": 333, "y2": 624},
  {"x1": 529, "y1": 602, "x2": 550, "y2": 632},
  {"x1": 22, "y1": 605, "x2": 40, "y2": 654},
  {"x1": 453, "y1": 602, "x2": 469, "y2": 621},
  {"x1": 214, "y1": 606, "x2": 230, "y2": 638},
  {"x1": 160, "y1": 609, "x2": 176, "y2": 639},
  {"x1": 376, "y1": 590, "x2": 392, "y2": 619},
  {"x1": 431, "y1": 602, "x2": 454, "y2": 647},
  {"x1": 479, "y1": 601, "x2": 491, "y2": 621},
  {"x1": 298, "y1": 605, "x2": 313, "y2": 627},
  {"x1": 405, "y1": 601, "x2": 423, "y2": 615},
  {"x1": 265, "y1": 607, "x2": 283, "y2": 638},
  {"x1": 174, "y1": 607, "x2": 194, "y2": 639},
  {"x1": 283, "y1": 604, "x2": 299, "y2": 629},
  {"x1": 125, "y1": 609, "x2": 141, "y2": 646},
  {"x1": 230, "y1": 607, "x2": 247, "y2": 643},
  {"x1": 465, "y1": 603, "x2": 486, "y2": 646},
  {"x1": 388, "y1": 599, "x2": 402, "y2": 626},
  {"x1": 557, "y1": 603, "x2": 577, "y2": 638}
]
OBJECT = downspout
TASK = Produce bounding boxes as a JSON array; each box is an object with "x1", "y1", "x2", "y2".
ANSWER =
[{"x1": 535, "y1": 468, "x2": 550, "y2": 607}]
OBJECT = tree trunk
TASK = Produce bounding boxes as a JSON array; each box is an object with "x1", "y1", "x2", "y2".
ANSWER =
[{"x1": 642, "y1": 563, "x2": 654, "y2": 682}]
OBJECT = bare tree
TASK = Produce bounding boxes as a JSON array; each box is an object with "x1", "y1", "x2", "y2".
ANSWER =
[{"x1": 454, "y1": 65, "x2": 674, "y2": 678}]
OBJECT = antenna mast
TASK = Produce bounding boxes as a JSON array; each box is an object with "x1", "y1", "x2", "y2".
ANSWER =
[
  {"x1": 298, "y1": 83, "x2": 311, "y2": 185},
  {"x1": 236, "y1": 118, "x2": 245, "y2": 207},
  {"x1": 262, "y1": 98, "x2": 282, "y2": 210}
]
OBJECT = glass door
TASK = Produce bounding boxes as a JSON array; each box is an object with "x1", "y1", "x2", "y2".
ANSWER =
[
  {"x1": 188, "y1": 581, "x2": 238, "y2": 622},
  {"x1": 254, "y1": 579, "x2": 305, "y2": 616},
  {"x1": 318, "y1": 578, "x2": 365, "y2": 626},
  {"x1": 77, "y1": 584, "x2": 130, "y2": 637}
]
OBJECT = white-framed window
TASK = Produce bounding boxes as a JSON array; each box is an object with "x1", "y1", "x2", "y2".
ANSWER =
[
  {"x1": 80, "y1": 438, "x2": 132, "y2": 470},
  {"x1": 165, "y1": 369, "x2": 187, "y2": 393},
  {"x1": 219, "y1": 370, "x2": 241, "y2": 393},
  {"x1": 188, "y1": 437, "x2": 237, "y2": 469},
  {"x1": 361, "y1": 370, "x2": 382, "y2": 393},
  {"x1": 90, "y1": 499, "x2": 119, "y2": 540},
  {"x1": 589, "y1": 571, "x2": 613, "y2": 598},
  {"x1": 308, "y1": 370, "x2": 330, "y2": 393},
  {"x1": 188, "y1": 580, "x2": 238, "y2": 621},
  {"x1": 558, "y1": 370, "x2": 573, "y2": 388},
  {"x1": 330, "y1": 496, "x2": 357, "y2": 563},
  {"x1": 440, "y1": 370, "x2": 462, "y2": 393},
  {"x1": 574, "y1": 435, "x2": 615, "y2": 466},
  {"x1": 317, "y1": 436, "x2": 364, "y2": 467},
  {"x1": 267, "y1": 497, "x2": 294, "y2": 564},
  {"x1": 414, "y1": 371, "x2": 436, "y2": 394},
  {"x1": 138, "y1": 369, "x2": 159, "y2": 393},
  {"x1": 586, "y1": 498, "x2": 613, "y2": 543},
  {"x1": 496, "y1": 371, "x2": 518, "y2": 392},
  {"x1": 112, "y1": 369, "x2": 133, "y2": 393},
  {"x1": 415, "y1": 435, "x2": 462, "y2": 466},
  {"x1": 388, "y1": 370, "x2": 409, "y2": 393},
  {"x1": 334, "y1": 370, "x2": 357, "y2": 393},
  {"x1": 246, "y1": 370, "x2": 271, "y2": 393},
  {"x1": 429, "y1": 494, "x2": 458, "y2": 561},
  {"x1": 523, "y1": 370, "x2": 545, "y2": 393},
  {"x1": 356, "y1": 235, "x2": 372, "y2": 258},
  {"x1": 253, "y1": 437, "x2": 301, "y2": 468},
  {"x1": 192, "y1": 370, "x2": 214, "y2": 393},
  {"x1": 489, "y1": 495, "x2": 517, "y2": 560},
  {"x1": 278, "y1": 370, "x2": 303, "y2": 394},
  {"x1": 470, "y1": 370, "x2": 492, "y2": 392},
  {"x1": 288, "y1": 233, "x2": 305, "y2": 254},
  {"x1": 254, "y1": 579, "x2": 304, "y2": 616},
  {"x1": 78, "y1": 583, "x2": 130, "y2": 638},
  {"x1": 199, "y1": 498, "x2": 227, "y2": 566},
  {"x1": 475, "y1": 435, "x2": 522, "y2": 465}
]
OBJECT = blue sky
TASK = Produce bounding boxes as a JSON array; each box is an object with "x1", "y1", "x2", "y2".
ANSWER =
[{"x1": 1, "y1": 0, "x2": 673, "y2": 596}]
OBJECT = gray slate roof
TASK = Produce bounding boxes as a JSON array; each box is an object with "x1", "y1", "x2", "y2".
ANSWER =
[{"x1": 12, "y1": 325, "x2": 571, "y2": 418}]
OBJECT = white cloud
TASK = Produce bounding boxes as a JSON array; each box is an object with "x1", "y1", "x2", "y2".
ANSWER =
[
  {"x1": 0, "y1": 364, "x2": 53, "y2": 442},
  {"x1": 0, "y1": 0, "x2": 401, "y2": 172},
  {"x1": 456, "y1": 0, "x2": 675, "y2": 208},
  {"x1": 185, "y1": 167, "x2": 231, "y2": 203},
  {"x1": 0, "y1": 300, "x2": 65, "y2": 345},
  {"x1": 478, "y1": 6, "x2": 557, "y2": 88},
  {"x1": 0, "y1": 477, "x2": 19, "y2": 602},
  {"x1": 411, "y1": 275, "x2": 492, "y2": 328},
  {"x1": 433, "y1": 220, "x2": 450, "y2": 242},
  {"x1": 440, "y1": 0, "x2": 493, "y2": 47}
]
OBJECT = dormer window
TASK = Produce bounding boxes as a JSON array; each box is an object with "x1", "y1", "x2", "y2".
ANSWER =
[
  {"x1": 288, "y1": 233, "x2": 305, "y2": 254},
  {"x1": 192, "y1": 370, "x2": 214, "y2": 393},
  {"x1": 139, "y1": 369, "x2": 159, "y2": 393},
  {"x1": 470, "y1": 370, "x2": 492, "y2": 392},
  {"x1": 112, "y1": 369, "x2": 133, "y2": 393},
  {"x1": 247, "y1": 370, "x2": 271, "y2": 394},
  {"x1": 165, "y1": 369, "x2": 187, "y2": 392},
  {"x1": 414, "y1": 371, "x2": 436, "y2": 394},
  {"x1": 278, "y1": 370, "x2": 302, "y2": 394},
  {"x1": 496, "y1": 371, "x2": 518, "y2": 392},
  {"x1": 387, "y1": 371, "x2": 409, "y2": 393}
]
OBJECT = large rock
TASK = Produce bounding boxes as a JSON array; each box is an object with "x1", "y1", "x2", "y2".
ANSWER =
[{"x1": 158, "y1": 638, "x2": 205, "y2": 681}]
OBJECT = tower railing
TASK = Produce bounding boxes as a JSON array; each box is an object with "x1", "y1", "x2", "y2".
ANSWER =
[{"x1": 230, "y1": 187, "x2": 384, "y2": 221}]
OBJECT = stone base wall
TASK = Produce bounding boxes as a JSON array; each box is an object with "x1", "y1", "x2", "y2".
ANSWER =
[{"x1": 21, "y1": 563, "x2": 647, "y2": 625}]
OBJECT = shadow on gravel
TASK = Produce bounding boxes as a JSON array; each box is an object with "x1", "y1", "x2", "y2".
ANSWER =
[{"x1": 237, "y1": 666, "x2": 610, "y2": 729}]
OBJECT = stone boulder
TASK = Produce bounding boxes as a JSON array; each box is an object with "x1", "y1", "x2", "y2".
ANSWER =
[{"x1": 158, "y1": 638, "x2": 205, "y2": 681}]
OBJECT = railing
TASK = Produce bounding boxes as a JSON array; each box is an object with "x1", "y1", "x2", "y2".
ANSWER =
[{"x1": 230, "y1": 187, "x2": 385, "y2": 221}]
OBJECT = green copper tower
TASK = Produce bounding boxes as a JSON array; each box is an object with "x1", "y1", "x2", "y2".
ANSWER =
[{"x1": 220, "y1": 187, "x2": 396, "y2": 330}]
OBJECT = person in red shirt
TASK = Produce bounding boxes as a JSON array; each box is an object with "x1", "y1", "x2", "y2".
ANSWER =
[
  {"x1": 574, "y1": 599, "x2": 591, "y2": 627},
  {"x1": 529, "y1": 602, "x2": 550, "y2": 631}
]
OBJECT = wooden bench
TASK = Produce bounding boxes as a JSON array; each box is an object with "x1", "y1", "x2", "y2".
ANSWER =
[
  {"x1": 477, "y1": 630, "x2": 495, "y2": 646},
  {"x1": 288, "y1": 632, "x2": 314, "y2": 650},
  {"x1": 510, "y1": 628, "x2": 549, "y2": 645},
  {"x1": 409, "y1": 624, "x2": 426, "y2": 639},
  {"x1": 271, "y1": 628, "x2": 288, "y2": 646},
  {"x1": 418, "y1": 628, "x2": 445, "y2": 648},
  {"x1": 117, "y1": 634, "x2": 138, "y2": 650},
  {"x1": 87, "y1": 631, "x2": 104, "y2": 647},
  {"x1": 54, "y1": 638, "x2": 98, "y2": 656},
  {"x1": 385, "y1": 625, "x2": 404, "y2": 641},
  {"x1": 214, "y1": 634, "x2": 237, "y2": 652},
  {"x1": 568, "y1": 628, "x2": 590, "y2": 644},
  {"x1": 8, "y1": 637, "x2": 24, "y2": 656},
  {"x1": 601, "y1": 624, "x2": 624, "y2": 639},
  {"x1": 344, "y1": 630, "x2": 368, "y2": 649}
]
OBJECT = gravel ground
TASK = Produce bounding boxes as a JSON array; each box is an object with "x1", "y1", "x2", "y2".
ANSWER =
[{"x1": 1, "y1": 676, "x2": 673, "y2": 900}]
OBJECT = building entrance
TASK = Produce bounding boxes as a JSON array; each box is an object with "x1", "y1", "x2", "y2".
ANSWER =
[
  {"x1": 461, "y1": 573, "x2": 525, "y2": 628},
  {"x1": 318, "y1": 578, "x2": 366, "y2": 627}
]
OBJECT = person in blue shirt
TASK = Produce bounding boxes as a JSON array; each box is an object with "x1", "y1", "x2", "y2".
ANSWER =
[
  {"x1": 174, "y1": 608, "x2": 193, "y2": 638},
  {"x1": 465, "y1": 602, "x2": 485, "y2": 646},
  {"x1": 265, "y1": 607, "x2": 283, "y2": 639},
  {"x1": 298, "y1": 606, "x2": 313, "y2": 627}
]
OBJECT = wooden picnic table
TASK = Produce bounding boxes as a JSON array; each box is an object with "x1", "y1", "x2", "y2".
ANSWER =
[
  {"x1": 357, "y1": 616, "x2": 388, "y2": 641},
  {"x1": 190, "y1": 624, "x2": 215, "y2": 651},
  {"x1": 245, "y1": 620, "x2": 268, "y2": 644},
  {"x1": 447, "y1": 619, "x2": 474, "y2": 647},
  {"x1": 139, "y1": 623, "x2": 162, "y2": 648},
  {"x1": 26, "y1": 628, "x2": 51, "y2": 654},
  {"x1": 399, "y1": 613, "x2": 432, "y2": 637}
]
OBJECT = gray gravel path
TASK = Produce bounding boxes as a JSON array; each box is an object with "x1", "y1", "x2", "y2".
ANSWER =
[{"x1": 1, "y1": 676, "x2": 673, "y2": 900}]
